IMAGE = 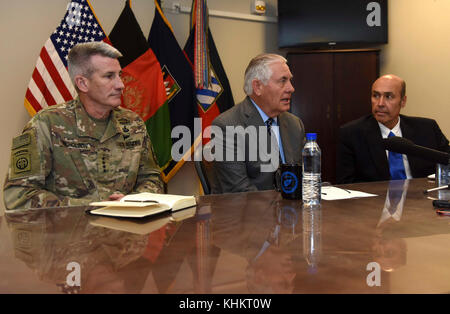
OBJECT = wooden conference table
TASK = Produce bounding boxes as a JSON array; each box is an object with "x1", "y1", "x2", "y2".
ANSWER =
[{"x1": 0, "y1": 178, "x2": 449, "y2": 294}]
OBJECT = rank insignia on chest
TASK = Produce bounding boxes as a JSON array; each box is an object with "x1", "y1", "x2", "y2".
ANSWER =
[
  {"x1": 122, "y1": 125, "x2": 130, "y2": 139},
  {"x1": 98, "y1": 150, "x2": 110, "y2": 174}
]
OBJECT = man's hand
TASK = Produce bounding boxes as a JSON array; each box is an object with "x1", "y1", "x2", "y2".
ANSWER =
[{"x1": 108, "y1": 193, "x2": 125, "y2": 201}]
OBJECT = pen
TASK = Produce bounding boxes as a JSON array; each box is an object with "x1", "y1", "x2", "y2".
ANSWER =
[
  {"x1": 123, "y1": 200, "x2": 159, "y2": 203},
  {"x1": 423, "y1": 185, "x2": 449, "y2": 194}
]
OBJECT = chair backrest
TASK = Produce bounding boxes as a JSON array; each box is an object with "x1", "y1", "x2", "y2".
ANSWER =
[
  {"x1": 194, "y1": 140, "x2": 220, "y2": 195},
  {"x1": 194, "y1": 160, "x2": 211, "y2": 195}
]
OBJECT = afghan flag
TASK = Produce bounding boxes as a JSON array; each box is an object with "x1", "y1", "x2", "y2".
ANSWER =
[
  {"x1": 148, "y1": 0, "x2": 198, "y2": 181},
  {"x1": 109, "y1": 1, "x2": 172, "y2": 182},
  {"x1": 183, "y1": 0, "x2": 235, "y2": 144}
]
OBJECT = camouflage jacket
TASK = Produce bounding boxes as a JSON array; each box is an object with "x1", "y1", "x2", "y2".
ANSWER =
[{"x1": 4, "y1": 98, "x2": 163, "y2": 210}]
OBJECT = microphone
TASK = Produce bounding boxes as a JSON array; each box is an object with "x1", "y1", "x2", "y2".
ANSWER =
[{"x1": 382, "y1": 136, "x2": 450, "y2": 165}]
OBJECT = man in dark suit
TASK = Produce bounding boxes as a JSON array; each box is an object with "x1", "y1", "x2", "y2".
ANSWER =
[
  {"x1": 211, "y1": 54, "x2": 305, "y2": 193},
  {"x1": 337, "y1": 74, "x2": 450, "y2": 184}
]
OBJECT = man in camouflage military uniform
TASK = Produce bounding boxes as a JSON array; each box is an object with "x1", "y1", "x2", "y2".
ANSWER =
[{"x1": 4, "y1": 41, "x2": 163, "y2": 210}]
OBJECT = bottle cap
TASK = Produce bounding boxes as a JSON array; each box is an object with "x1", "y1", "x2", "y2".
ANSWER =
[{"x1": 306, "y1": 133, "x2": 317, "y2": 140}]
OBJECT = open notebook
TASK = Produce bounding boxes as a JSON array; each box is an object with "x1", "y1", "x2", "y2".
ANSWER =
[{"x1": 88, "y1": 192, "x2": 197, "y2": 218}]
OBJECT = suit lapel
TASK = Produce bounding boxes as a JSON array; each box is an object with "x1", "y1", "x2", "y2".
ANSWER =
[
  {"x1": 364, "y1": 116, "x2": 390, "y2": 179},
  {"x1": 242, "y1": 97, "x2": 276, "y2": 167},
  {"x1": 242, "y1": 100, "x2": 297, "y2": 164},
  {"x1": 242, "y1": 97, "x2": 265, "y2": 128},
  {"x1": 399, "y1": 115, "x2": 419, "y2": 176},
  {"x1": 399, "y1": 115, "x2": 415, "y2": 140}
]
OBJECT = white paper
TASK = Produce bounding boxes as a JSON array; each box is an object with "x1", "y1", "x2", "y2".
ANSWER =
[{"x1": 321, "y1": 186, "x2": 377, "y2": 200}]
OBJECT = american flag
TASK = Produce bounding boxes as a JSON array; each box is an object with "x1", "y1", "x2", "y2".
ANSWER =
[{"x1": 24, "y1": 0, "x2": 107, "y2": 116}]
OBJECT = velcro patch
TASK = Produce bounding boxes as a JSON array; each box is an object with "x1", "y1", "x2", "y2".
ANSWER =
[
  {"x1": 10, "y1": 130, "x2": 40, "y2": 179},
  {"x1": 117, "y1": 117, "x2": 130, "y2": 125},
  {"x1": 12, "y1": 133, "x2": 31, "y2": 149},
  {"x1": 62, "y1": 140, "x2": 91, "y2": 150},
  {"x1": 13, "y1": 151, "x2": 31, "y2": 173},
  {"x1": 117, "y1": 140, "x2": 141, "y2": 149}
]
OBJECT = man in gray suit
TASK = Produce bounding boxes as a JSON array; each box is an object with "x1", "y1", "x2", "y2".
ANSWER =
[{"x1": 211, "y1": 54, "x2": 305, "y2": 193}]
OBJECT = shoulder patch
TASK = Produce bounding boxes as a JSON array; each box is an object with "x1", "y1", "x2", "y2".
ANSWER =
[
  {"x1": 10, "y1": 129, "x2": 40, "y2": 179},
  {"x1": 12, "y1": 133, "x2": 31, "y2": 149}
]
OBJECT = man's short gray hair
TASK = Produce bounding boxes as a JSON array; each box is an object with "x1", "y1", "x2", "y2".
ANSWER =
[
  {"x1": 68, "y1": 41, "x2": 122, "y2": 83},
  {"x1": 243, "y1": 53, "x2": 287, "y2": 96}
]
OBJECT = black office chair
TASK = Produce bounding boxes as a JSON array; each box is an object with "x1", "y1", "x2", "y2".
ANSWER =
[
  {"x1": 194, "y1": 140, "x2": 220, "y2": 195},
  {"x1": 194, "y1": 160, "x2": 211, "y2": 195}
]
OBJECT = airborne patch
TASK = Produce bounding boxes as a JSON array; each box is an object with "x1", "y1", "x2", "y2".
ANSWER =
[
  {"x1": 10, "y1": 130, "x2": 39, "y2": 179},
  {"x1": 13, "y1": 151, "x2": 31, "y2": 173}
]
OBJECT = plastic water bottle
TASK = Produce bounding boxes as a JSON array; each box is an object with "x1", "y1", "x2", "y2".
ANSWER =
[{"x1": 302, "y1": 133, "x2": 321, "y2": 206}]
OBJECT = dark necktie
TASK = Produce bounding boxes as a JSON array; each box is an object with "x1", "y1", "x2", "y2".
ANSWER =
[
  {"x1": 266, "y1": 118, "x2": 281, "y2": 189},
  {"x1": 266, "y1": 118, "x2": 281, "y2": 159},
  {"x1": 388, "y1": 132, "x2": 407, "y2": 180},
  {"x1": 266, "y1": 118, "x2": 274, "y2": 135}
]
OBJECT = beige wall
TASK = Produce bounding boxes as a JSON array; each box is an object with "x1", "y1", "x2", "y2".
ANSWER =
[
  {"x1": 380, "y1": 0, "x2": 450, "y2": 137},
  {"x1": 0, "y1": 0, "x2": 449, "y2": 214}
]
